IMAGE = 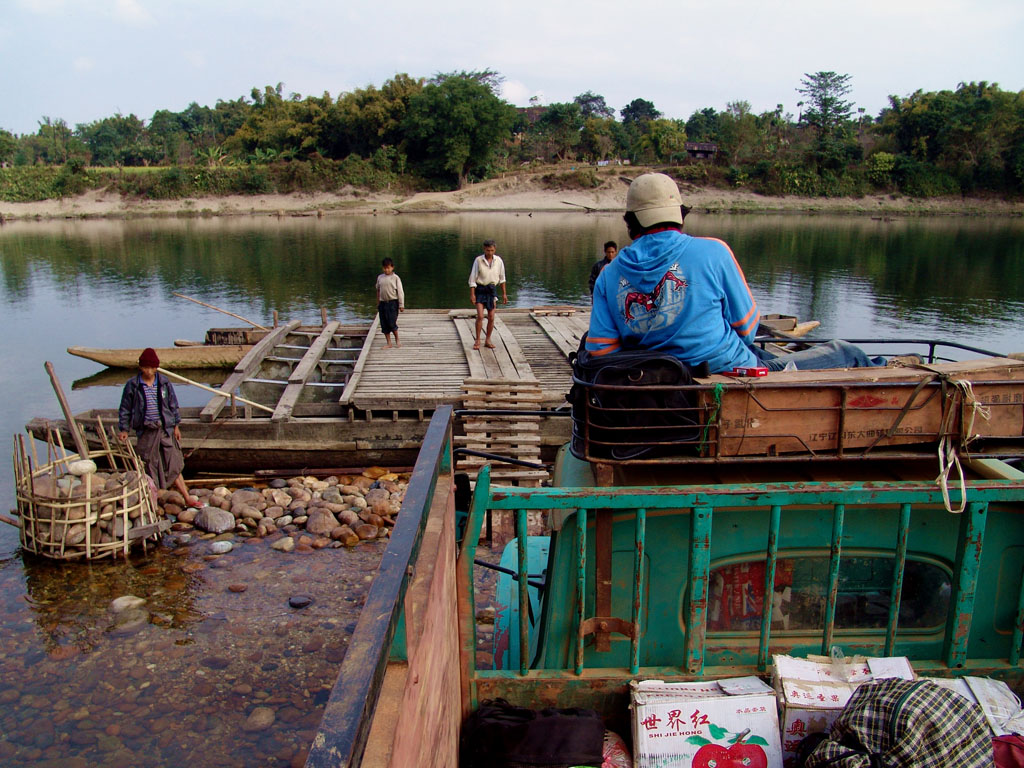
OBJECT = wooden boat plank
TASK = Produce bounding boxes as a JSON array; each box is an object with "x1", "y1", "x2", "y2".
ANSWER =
[
  {"x1": 200, "y1": 320, "x2": 301, "y2": 422},
  {"x1": 530, "y1": 313, "x2": 579, "y2": 358},
  {"x1": 451, "y1": 317, "x2": 488, "y2": 379},
  {"x1": 338, "y1": 314, "x2": 381, "y2": 406},
  {"x1": 273, "y1": 322, "x2": 342, "y2": 422}
]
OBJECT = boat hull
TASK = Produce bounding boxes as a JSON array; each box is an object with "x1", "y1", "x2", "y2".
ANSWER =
[{"x1": 67, "y1": 345, "x2": 250, "y2": 369}]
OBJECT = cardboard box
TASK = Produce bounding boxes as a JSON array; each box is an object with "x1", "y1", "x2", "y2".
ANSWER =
[
  {"x1": 773, "y1": 655, "x2": 913, "y2": 766},
  {"x1": 631, "y1": 677, "x2": 783, "y2": 768}
]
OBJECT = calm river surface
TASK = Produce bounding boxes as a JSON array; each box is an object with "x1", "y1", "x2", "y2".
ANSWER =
[{"x1": 0, "y1": 211, "x2": 1022, "y2": 765}]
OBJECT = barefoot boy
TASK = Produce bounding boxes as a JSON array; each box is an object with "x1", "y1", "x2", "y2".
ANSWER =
[
  {"x1": 468, "y1": 239, "x2": 508, "y2": 349},
  {"x1": 376, "y1": 257, "x2": 405, "y2": 348}
]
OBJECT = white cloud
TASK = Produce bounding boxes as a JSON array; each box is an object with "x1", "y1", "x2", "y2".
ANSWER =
[
  {"x1": 73, "y1": 56, "x2": 95, "y2": 72},
  {"x1": 183, "y1": 50, "x2": 206, "y2": 69},
  {"x1": 501, "y1": 80, "x2": 543, "y2": 107},
  {"x1": 17, "y1": 0, "x2": 65, "y2": 14},
  {"x1": 114, "y1": 0, "x2": 153, "y2": 25}
]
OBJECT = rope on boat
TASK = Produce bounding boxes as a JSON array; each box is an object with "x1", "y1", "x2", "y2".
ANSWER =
[
  {"x1": 699, "y1": 382, "x2": 726, "y2": 449},
  {"x1": 935, "y1": 378, "x2": 991, "y2": 514}
]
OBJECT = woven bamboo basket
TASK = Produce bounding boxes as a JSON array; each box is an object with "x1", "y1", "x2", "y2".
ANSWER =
[{"x1": 11, "y1": 419, "x2": 168, "y2": 560}]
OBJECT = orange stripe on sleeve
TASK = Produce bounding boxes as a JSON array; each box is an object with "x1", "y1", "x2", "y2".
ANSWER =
[{"x1": 588, "y1": 341, "x2": 621, "y2": 357}]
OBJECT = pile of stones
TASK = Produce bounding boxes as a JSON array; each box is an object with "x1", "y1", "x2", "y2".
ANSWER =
[{"x1": 154, "y1": 467, "x2": 408, "y2": 550}]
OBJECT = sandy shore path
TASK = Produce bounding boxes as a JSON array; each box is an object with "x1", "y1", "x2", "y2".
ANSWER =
[{"x1": 3, "y1": 170, "x2": 1022, "y2": 221}]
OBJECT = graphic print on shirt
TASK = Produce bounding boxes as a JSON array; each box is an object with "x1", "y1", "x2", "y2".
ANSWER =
[{"x1": 620, "y1": 267, "x2": 688, "y2": 329}]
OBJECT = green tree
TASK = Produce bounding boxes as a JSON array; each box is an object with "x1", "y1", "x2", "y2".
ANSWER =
[
  {"x1": 620, "y1": 98, "x2": 661, "y2": 126},
  {"x1": 77, "y1": 114, "x2": 156, "y2": 166},
  {"x1": 579, "y1": 117, "x2": 617, "y2": 161},
  {"x1": 324, "y1": 74, "x2": 422, "y2": 158},
  {"x1": 573, "y1": 91, "x2": 614, "y2": 119},
  {"x1": 685, "y1": 108, "x2": 720, "y2": 142},
  {"x1": 0, "y1": 129, "x2": 16, "y2": 165},
  {"x1": 636, "y1": 119, "x2": 688, "y2": 162},
  {"x1": 797, "y1": 71, "x2": 854, "y2": 138},
  {"x1": 532, "y1": 102, "x2": 584, "y2": 160},
  {"x1": 403, "y1": 72, "x2": 516, "y2": 188}
]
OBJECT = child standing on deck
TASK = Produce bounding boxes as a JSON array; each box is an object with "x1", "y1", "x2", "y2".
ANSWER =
[{"x1": 375, "y1": 257, "x2": 405, "y2": 348}]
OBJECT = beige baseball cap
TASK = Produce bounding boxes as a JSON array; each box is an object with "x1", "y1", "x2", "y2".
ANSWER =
[{"x1": 626, "y1": 172, "x2": 683, "y2": 227}]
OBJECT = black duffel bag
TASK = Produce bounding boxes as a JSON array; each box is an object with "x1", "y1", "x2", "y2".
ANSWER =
[{"x1": 567, "y1": 334, "x2": 703, "y2": 460}]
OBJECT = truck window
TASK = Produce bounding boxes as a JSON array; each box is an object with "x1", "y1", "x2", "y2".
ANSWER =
[{"x1": 706, "y1": 556, "x2": 950, "y2": 632}]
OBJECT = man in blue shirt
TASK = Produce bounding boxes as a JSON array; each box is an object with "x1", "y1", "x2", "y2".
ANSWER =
[{"x1": 588, "y1": 173, "x2": 885, "y2": 373}]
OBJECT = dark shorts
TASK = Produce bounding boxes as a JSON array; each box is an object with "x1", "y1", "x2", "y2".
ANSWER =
[
  {"x1": 378, "y1": 299, "x2": 399, "y2": 333},
  {"x1": 475, "y1": 284, "x2": 497, "y2": 311}
]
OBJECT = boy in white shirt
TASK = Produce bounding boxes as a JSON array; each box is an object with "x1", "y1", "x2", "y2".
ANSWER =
[{"x1": 375, "y1": 257, "x2": 405, "y2": 348}]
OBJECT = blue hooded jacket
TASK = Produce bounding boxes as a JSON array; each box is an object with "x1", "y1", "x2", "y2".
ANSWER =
[{"x1": 587, "y1": 230, "x2": 760, "y2": 373}]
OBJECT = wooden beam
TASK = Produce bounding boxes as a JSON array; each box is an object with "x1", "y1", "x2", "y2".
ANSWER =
[
  {"x1": 200, "y1": 320, "x2": 300, "y2": 422},
  {"x1": 339, "y1": 313, "x2": 380, "y2": 406},
  {"x1": 531, "y1": 313, "x2": 581, "y2": 358},
  {"x1": 272, "y1": 321, "x2": 341, "y2": 422},
  {"x1": 451, "y1": 317, "x2": 487, "y2": 379}
]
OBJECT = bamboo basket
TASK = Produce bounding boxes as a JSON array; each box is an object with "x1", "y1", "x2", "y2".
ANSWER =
[{"x1": 11, "y1": 418, "x2": 168, "y2": 560}]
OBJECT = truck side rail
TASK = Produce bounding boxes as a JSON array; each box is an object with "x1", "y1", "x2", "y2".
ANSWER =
[
  {"x1": 306, "y1": 405, "x2": 454, "y2": 768},
  {"x1": 461, "y1": 462, "x2": 1024, "y2": 711}
]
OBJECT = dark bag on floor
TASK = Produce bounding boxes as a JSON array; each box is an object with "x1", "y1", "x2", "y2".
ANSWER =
[
  {"x1": 460, "y1": 698, "x2": 604, "y2": 768},
  {"x1": 567, "y1": 333, "x2": 702, "y2": 460}
]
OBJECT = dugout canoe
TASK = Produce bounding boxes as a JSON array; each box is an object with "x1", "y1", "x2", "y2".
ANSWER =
[{"x1": 67, "y1": 344, "x2": 251, "y2": 369}]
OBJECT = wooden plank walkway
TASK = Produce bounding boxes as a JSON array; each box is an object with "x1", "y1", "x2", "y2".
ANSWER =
[
  {"x1": 345, "y1": 308, "x2": 587, "y2": 411},
  {"x1": 199, "y1": 308, "x2": 587, "y2": 420}
]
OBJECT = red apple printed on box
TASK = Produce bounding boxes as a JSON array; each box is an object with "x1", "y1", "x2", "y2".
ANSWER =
[{"x1": 689, "y1": 727, "x2": 769, "y2": 768}]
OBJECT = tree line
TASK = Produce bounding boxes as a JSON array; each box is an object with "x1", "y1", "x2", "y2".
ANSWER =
[{"x1": 1, "y1": 70, "x2": 1022, "y2": 200}]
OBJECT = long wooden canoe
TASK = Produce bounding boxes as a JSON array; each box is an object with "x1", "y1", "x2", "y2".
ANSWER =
[{"x1": 68, "y1": 344, "x2": 251, "y2": 369}]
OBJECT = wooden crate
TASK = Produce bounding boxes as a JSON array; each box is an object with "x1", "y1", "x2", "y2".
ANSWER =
[{"x1": 701, "y1": 358, "x2": 1024, "y2": 457}]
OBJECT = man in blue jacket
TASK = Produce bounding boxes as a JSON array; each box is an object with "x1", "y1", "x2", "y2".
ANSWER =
[{"x1": 587, "y1": 173, "x2": 884, "y2": 373}]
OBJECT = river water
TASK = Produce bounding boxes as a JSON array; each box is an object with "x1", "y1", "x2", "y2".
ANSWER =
[{"x1": 0, "y1": 212, "x2": 1022, "y2": 765}]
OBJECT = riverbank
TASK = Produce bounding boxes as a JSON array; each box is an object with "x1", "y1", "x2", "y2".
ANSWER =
[{"x1": 3, "y1": 170, "x2": 1022, "y2": 221}]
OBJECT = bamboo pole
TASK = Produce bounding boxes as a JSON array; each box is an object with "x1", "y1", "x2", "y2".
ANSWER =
[
  {"x1": 45, "y1": 362, "x2": 90, "y2": 459},
  {"x1": 172, "y1": 293, "x2": 268, "y2": 331},
  {"x1": 157, "y1": 367, "x2": 275, "y2": 414}
]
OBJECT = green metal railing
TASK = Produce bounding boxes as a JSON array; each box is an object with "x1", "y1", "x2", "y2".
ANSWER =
[{"x1": 460, "y1": 466, "x2": 1024, "y2": 680}]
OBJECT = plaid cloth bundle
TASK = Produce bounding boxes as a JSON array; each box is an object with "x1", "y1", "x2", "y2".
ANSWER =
[{"x1": 803, "y1": 678, "x2": 992, "y2": 767}]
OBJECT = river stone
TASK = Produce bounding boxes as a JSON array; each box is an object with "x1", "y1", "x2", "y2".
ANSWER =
[
  {"x1": 66, "y1": 523, "x2": 87, "y2": 545},
  {"x1": 321, "y1": 488, "x2": 343, "y2": 504},
  {"x1": 242, "y1": 706, "x2": 276, "y2": 732},
  {"x1": 276, "y1": 515, "x2": 293, "y2": 527},
  {"x1": 354, "y1": 524, "x2": 378, "y2": 540},
  {"x1": 110, "y1": 595, "x2": 146, "y2": 613},
  {"x1": 338, "y1": 509, "x2": 360, "y2": 527},
  {"x1": 208, "y1": 541, "x2": 233, "y2": 555},
  {"x1": 271, "y1": 537, "x2": 295, "y2": 553},
  {"x1": 111, "y1": 608, "x2": 149, "y2": 635},
  {"x1": 257, "y1": 520, "x2": 277, "y2": 537},
  {"x1": 286, "y1": 487, "x2": 311, "y2": 501},
  {"x1": 269, "y1": 478, "x2": 287, "y2": 489},
  {"x1": 349, "y1": 496, "x2": 367, "y2": 510},
  {"x1": 230, "y1": 489, "x2": 262, "y2": 507},
  {"x1": 163, "y1": 490, "x2": 186, "y2": 508},
  {"x1": 233, "y1": 504, "x2": 263, "y2": 521},
  {"x1": 350, "y1": 476, "x2": 375, "y2": 491},
  {"x1": 364, "y1": 488, "x2": 389, "y2": 506},
  {"x1": 288, "y1": 595, "x2": 312, "y2": 609},
  {"x1": 331, "y1": 526, "x2": 360, "y2": 546},
  {"x1": 340, "y1": 485, "x2": 363, "y2": 496},
  {"x1": 269, "y1": 489, "x2": 292, "y2": 507},
  {"x1": 194, "y1": 507, "x2": 235, "y2": 534},
  {"x1": 263, "y1": 505, "x2": 285, "y2": 520}
]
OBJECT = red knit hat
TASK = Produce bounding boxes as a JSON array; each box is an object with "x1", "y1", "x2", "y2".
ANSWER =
[{"x1": 138, "y1": 348, "x2": 160, "y2": 368}]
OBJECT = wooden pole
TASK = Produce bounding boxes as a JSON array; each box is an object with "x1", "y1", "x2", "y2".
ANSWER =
[
  {"x1": 172, "y1": 293, "x2": 268, "y2": 331},
  {"x1": 44, "y1": 361, "x2": 90, "y2": 459},
  {"x1": 157, "y1": 367, "x2": 275, "y2": 414}
]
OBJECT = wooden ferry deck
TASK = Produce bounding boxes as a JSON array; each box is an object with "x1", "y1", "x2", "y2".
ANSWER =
[{"x1": 338, "y1": 307, "x2": 585, "y2": 412}]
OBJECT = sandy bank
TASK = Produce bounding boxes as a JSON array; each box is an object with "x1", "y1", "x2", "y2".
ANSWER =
[{"x1": 2, "y1": 171, "x2": 1022, "y2": 221}]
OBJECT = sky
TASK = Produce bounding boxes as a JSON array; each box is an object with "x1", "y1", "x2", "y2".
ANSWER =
[{"x1": 2, "y1": 0, "x2": 1022, "y2": 137}]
